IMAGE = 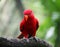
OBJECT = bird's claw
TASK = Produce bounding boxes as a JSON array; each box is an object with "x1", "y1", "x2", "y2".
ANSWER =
[
  {"x1": 26, "y1": 39, "x2": 29, "y2": 42},
  {"x1": 23, "y1": 38, "x2": 29, "y2": 42},
  {"x1": 33, "y1": 37, "x2": 38, "y2": 42}
]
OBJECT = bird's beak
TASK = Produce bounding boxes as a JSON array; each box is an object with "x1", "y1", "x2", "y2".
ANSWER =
[{"x1": 24, "y1": 15, "x2": 28, "y2": 21}]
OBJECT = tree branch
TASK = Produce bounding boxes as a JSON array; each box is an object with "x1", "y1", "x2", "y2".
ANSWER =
[{"x1": 0, "y1": 37, "x2": 52, "y2": 47}]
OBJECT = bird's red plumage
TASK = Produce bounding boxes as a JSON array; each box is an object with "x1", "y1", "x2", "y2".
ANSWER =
[{"x1": 18, "y1": 9, "x2": 39, "y2": 39}]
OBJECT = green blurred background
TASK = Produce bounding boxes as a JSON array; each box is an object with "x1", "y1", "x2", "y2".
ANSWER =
[{"x1": 0, "y1": 0, "x2": 60, "y2": 47}]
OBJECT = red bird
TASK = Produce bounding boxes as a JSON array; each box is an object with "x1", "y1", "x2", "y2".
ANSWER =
[{"x1": 17, "y1": 9, "x2": 39, "y2": 39}]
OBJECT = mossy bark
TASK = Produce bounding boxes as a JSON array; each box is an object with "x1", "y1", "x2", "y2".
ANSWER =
[{"x1": 0, "y1": 37, "x2": 52, "y2": 47}]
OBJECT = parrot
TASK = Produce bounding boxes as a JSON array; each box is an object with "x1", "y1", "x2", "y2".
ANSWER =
[{"x1": 17, "y1": 9, "x2": 39, "y2": 41}]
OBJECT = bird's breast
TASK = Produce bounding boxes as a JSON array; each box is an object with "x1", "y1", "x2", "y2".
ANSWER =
[{"x1": 24, "y1": 20, "x2": 36, "y2": 31}]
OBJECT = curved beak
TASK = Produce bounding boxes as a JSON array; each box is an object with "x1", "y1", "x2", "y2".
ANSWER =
[{"x1": 24, "y1": 15, "x2": 28, "y2": 21}]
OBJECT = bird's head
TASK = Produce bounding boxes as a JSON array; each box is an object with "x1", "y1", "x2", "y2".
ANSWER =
[{"x1": 23, "y1": 9, "x2": 34, "y2": 21}]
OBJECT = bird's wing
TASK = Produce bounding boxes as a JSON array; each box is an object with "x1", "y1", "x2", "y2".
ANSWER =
[
  {"x1": 35, "y1": 19, "x2": 39, "y2": 30},
  {"x1": 20, "y1": 19, "x2": 24, "y2": 32}
]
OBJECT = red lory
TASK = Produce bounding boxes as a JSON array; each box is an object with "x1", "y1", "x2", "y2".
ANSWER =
[{"x1": 17, "y1": 9, "x2": 39, "y2": 41}]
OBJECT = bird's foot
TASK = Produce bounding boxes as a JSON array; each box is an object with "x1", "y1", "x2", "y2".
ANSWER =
[
  {"x1": 23, "y1": 38, "x2": 29, "y2": 42},
  {"x1": 26, "y1": 38, "x2": 29, "y2": 42},
  {"x1": 33, "y1": 37, "x2": 38, "y2": 42}
]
